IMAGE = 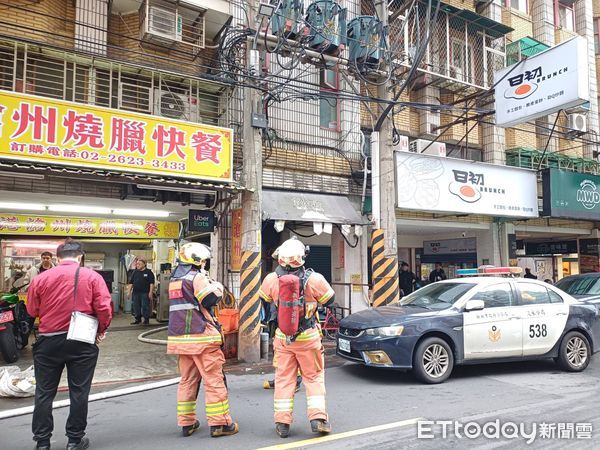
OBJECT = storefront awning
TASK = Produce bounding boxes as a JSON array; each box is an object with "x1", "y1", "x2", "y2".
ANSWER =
[
  {"x1": 0, "y1": 161, "x2": 245, "y2": 193},
  {"x1": 262, "y1": 190, "x2": 366, "y2": 225}
]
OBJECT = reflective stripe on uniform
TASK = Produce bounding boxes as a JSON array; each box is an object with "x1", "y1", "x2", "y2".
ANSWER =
[
  {"x1": 306, "y1": 395, "x2": 326, "y2": 410},
  {"x1": 275, "y1": 328, "x2": 321, "y2": 342},
  {"x1": 196, "y1": 285, "x2": 213, "y2": 302},
  {"x1": 259, "y1": 289, "x2": 272, "y2": 302},
  {"x1": 318, "y1": 288, "x2": 335, "y2": 304},
  {"x1": 177, "y1": 400, "x2": 196, "y2": 415},
  {"x1": 169, "y1": 303, "x2": 197, "y2": 312},
  {"x1": 205, "y1": 400, "x2": 229, "y2": 417},
  {"x1": 274, "y1": 398, "x2": 294, "y2": 412},
  {"x1": 184, "y1": 310, "x2": 193, "y2": 334},
  {"x1": 168, "y1": 334, "x2": 223, "y2": 344}
]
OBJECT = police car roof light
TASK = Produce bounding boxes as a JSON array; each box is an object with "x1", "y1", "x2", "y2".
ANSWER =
[
  {"x1": 456, "y1": 269, "x2": 479, "y2": 276},
  {"x1": 456, "y1": 266, "x2": 523, "y2": 277}
]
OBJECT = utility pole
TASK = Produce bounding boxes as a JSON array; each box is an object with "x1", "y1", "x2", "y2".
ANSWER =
[
  {"x1": 371, "y1": 0, "x2": 399, "y2": 307},
  {"x1": 238, "y1": 0, "x2": 263, "y2": 362}
]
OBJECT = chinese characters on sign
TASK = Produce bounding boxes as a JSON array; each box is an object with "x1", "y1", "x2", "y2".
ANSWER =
[
  {"x1": 507, "y1": 66, "x2": 543, "y2": 86},
  {"x1": 0, "y1": 215, "x2": 179, "y2": 239},
  {"x1": 452, "y1": 170, "x2": 485, "y2": 186},
  {"x1": 230, "y1": 209, "x2": 243, "y2": 272},
  {"x1": 0, "y1": 90, "x2": 233, "y2": 182}
]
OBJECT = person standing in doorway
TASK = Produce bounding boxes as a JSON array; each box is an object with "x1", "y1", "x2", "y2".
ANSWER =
[
  {"x1": 128, "y1": 258, "x2": 155, "y2": 325},
  {"x1": 524, "y1": 268, "x2": 537, "y2": 279},
  {"x1": 399, "y1": 262, "x2": 417, "y2": 296},
  {"x1": 22, "y1": 251, "x2": 55, "y2": 291},
  {"x1": 429, "y1": 262, "x2": 447, "y2": 283},
  {"x1": 26, "y1": 238, "x2": 112, "y2": 450}
]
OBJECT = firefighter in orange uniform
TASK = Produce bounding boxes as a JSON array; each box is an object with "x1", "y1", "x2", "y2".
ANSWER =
[
  {"x1": 259, "y1": 237, "x2": 335, "y2": 438},
  {"x1": 167, "y1": 243, "x2": 239, "y2": 438}
]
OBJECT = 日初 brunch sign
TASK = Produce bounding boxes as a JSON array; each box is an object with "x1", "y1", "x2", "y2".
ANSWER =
[
  {"x1": 0, "y1": 215, "x2": 179, "y2": 239},
  {"x1": 0, "y1": 90, "x2": 233, "y2": 182}
]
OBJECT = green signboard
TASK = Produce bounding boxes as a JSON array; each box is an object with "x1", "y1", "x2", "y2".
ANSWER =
[{"x1": 542, "y1": 169, "x2": 600, "y2": 220}]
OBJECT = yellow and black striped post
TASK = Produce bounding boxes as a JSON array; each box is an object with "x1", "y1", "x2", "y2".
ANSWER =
[
  {"x1": 238, "y1": 250, "x2": 262, "y2": 362},
  {"x1": 371, "y1": 229, "x2": 399, "y2": 307}
]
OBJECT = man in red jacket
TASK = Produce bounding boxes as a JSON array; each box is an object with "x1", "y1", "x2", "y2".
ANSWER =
[{"x1": 27, "y1": 238, "x2": 112, "y2": 450}]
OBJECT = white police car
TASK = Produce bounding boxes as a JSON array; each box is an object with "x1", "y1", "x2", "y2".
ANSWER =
[{"x1": 337, "y1": 268, "x2": 600, "y2": 383}]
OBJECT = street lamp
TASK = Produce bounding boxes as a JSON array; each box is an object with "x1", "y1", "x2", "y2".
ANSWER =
[{"x1": 257, "y1": 3, "x2": 276, "y2": 19}]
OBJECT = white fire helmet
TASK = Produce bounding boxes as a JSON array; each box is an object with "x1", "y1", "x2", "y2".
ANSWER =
[
  {"x1": 179, "y1": 242, "x2": 211, "y2": 266},
  {"x1": 273, "y1": 237, "x2": 306, "y2": 268}
]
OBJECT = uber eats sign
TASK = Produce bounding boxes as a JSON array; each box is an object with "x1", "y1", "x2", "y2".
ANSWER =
[{"x1": 542, "y1": 169, "x2": 600, "y2": 219}]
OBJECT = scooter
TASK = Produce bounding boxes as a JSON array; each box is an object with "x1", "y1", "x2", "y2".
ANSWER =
[{"x1": 0, "y1": 290, "x2": 33, "y2": 363}]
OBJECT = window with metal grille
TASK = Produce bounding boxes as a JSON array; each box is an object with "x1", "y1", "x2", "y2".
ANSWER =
[
  {"x1": 319, "y1": 67, "x2": 339, "y2": 131},
  {"x1": 555, "y1": 0, "x2": 575, "y2": 32}
]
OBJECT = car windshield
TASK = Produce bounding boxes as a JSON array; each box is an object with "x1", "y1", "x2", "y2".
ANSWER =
[
  {"x1": 400, "y1": 282, "x2": 476, "y2": 310},
  {"x1": 555, "y1": 276, "x2": 600, "y2": 296}
]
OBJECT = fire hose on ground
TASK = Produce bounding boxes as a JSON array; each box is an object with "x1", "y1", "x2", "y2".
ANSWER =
[{"x1": 137, "y1": 325, "x2": 169, "y2": 345}]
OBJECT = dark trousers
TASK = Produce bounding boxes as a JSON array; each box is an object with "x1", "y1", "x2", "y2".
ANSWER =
[
  {"x1": 132, "y1": 292, "x2": 150, "y2": 321},
  {"x1": 32, "y1": 334, "x2": 99, "y2": 443}
]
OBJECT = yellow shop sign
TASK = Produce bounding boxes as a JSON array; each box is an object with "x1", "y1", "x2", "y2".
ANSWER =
[
  {"x1": 0, "y1": 215, "x2": 180, "y2": 239},
  {"x1": 0, "y1": 90, "x2": 233, "y2": 182}
]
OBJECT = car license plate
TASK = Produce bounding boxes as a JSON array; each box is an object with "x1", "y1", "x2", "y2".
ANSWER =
[
  {"x1": 338, "y1": 338, "x2": 351, "y2": 353},
  {"x1": 0, "y1": 310, "x2": 14, "y2": 324}
]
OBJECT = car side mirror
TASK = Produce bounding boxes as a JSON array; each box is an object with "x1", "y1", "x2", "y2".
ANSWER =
[{"x1": 464, "y1": 299, "x2": 485, "y2": 312}]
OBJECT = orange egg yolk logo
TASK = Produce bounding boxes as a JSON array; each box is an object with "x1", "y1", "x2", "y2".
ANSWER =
[
  {"x1": 460, "y1": 185, "x2": 476, "y2": 197},
  {"x1": 515, "y1": 85, "x2": 531, "y2": 95}
]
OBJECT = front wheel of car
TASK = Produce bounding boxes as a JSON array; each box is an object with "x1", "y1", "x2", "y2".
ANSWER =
[
  {"x1": 412, "y1": 337, "x2": 454, "y2": 384},
  {"x1": 557, "y1": 331, "x2": 591, "y2": 372}
]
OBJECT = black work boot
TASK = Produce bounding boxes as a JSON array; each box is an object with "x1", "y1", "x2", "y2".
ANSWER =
[
  {"x1": 182, "y1": 420, "x2": 200, "y2": 437},
  {"x1": 34, "y1": 440, "x2": 50, "y2": 450},
  {"x1": 210, "y1": 423, "x2": 239, "y2": 437},
  {"x1": 276, "y1": 422, "x2": 290, "y2": 438},
  {"x1": 66, "y1": 437, "x2": 89, "y2": 450},
  {"x1": 310, "y1": 419, "x2": 332, "y2": 434}
]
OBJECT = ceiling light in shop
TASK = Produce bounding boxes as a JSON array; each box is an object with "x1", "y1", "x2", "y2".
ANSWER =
[
  {"x1": 0, "y1": 202, "x2": 46, "y2": 211},
  {"x1": 12, "y1": 242, "x2": 61, "y2": 249},
  {"x1": 112, "y1": 208, "x2": 170, "y2": 218},
  {"x1": 49, "y1": 205, "x2": 112, "y2": 215}
]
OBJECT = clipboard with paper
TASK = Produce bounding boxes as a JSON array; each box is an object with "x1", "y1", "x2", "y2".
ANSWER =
[{"x1": 67, "y1": 267, "x2": 99, "y2": 344}]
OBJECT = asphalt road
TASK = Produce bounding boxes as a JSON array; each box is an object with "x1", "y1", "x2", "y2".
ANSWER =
[{"x1": 2, "y1": 355, "x2": 599, "y2": 450}]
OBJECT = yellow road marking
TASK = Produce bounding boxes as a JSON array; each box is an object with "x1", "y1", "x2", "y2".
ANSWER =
[{"x1": 254, "y1": 417, "x2": 423, "y2": 450}]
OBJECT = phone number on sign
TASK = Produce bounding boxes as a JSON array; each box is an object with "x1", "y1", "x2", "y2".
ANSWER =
[{"x1": 75, "y1": 152, "x2": 186, "y2": 171}]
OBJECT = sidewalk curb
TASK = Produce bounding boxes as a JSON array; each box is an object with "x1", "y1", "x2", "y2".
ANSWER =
[{"x1": 0, "y1": 377, "x2": 181, "y2": 420}]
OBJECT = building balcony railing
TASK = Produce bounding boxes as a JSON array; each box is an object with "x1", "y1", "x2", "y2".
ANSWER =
[
  {"x1": 0, "y1": 36, "x2": 231, "y2": 127},
  {"x1": 389, "y1": 1, "x2": 511, "y2": 93},
  {"x1": 506, "y1": 147, "x2": 600, "y2": 174}
]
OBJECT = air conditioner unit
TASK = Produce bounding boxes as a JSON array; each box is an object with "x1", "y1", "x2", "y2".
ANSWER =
[
  {"x1": 147, "y1": 6, "x2": 182, "y2": 42},
  {"x1": 392, "y1": 134, "x2": 409, "y2": 152},
  {"x1": 567, "y1": 113, "x2": 587, "y2": 133},
  {"x1": 409, "y1": 139, "x2": 446, "y2": 157},
  {"x1": 153, "y1": 89, "x2": 200, "y2": 122}
]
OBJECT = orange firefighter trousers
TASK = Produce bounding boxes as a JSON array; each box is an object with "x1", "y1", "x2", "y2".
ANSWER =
[
  {"x1": 273, "y1": 335, "x2": 328, "y2": 424},
  {"x1": 176, "y1": 345, "x2": 232, "y2": 427}
]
